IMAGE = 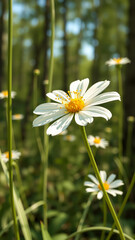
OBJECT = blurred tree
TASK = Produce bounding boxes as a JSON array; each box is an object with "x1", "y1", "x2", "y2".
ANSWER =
[{"x1": 0, "y1": 0, "x2": 6, "y2": 91}]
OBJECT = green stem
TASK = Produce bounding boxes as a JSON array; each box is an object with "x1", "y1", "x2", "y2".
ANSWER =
[
  {"x1": 101, "y1": 197, "x2": 107, "y2": 240},
  {"x1": 117, "y1": 66, "x2": 123, "y2": 164},
  {"x1": 75, "y1": 194, "x2": 94, "y2": 240},
  {"x1": 80, "y1": 126, "x2": 125, "y2": 240},
  {"x1": 43, "y1": 0, "x2": 55, "y2": 228},
  {"x1": 65, "y1": 226, "x2": 134, "y2": 240},
  {"x1": 8, "y1": 0, "x2": 20, "y2": 239},
  {"x1": 106, "y1": 172, "x2": 135, "y2": 240},
  {"x1": 126, "y1": 119, "x2": 134, "y2": 160}
]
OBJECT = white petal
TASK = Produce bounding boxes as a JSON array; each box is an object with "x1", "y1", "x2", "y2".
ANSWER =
[
  {"x1": 46, "y1": 113, "x2": 73, "y2": 136},
  {"x1": 86, "y1": 188, "x2": 98, "y2": 193},
  {"x1": 52, "y1": 90, "x2": 70, "y2": 101},
  {"x1": 100, "y1": 171, "x2": 107, "y2": 182},
  {"x1": 83, "y1": 106, "x2": 112, "y2": 120},
  {"x1": 70, "y1": 80, "x2": 80, "y2": 97},
  {"x1": 107, "y1": 174, "x2": 116, "y2": 184},
  {"x1": 46, "y1": 91, "x2": 68, "y2": 104},
  {"x1": 109, "y1": 180, "x2": 124, "y2": 188},
  {"x1": 75, "y1": 111, "x2": 93, "y2": 126},
  {"x1": 97, "y1": 191, "x2": 103, "y2": 199},
  {"x1": 108, "y1": 189, "x2": 123, "y2": 195},
  {"x1": 88, "y1": 174, "x2": 99, "y2": 184},
  {"x1": 77, "y1": 78, "x2": 89, "y2": 96},
  {"x1": 33, "y1": 109, "x2": 66, "y2": 127},
  {"x1": 83, "y1": 80, "x2": 110, "y2": 101},
  {"x1": 33, "y1": 103, "x2": 64, "y2": 115},
  {"x1": 107, "y1": 190, "x2": 117, "y2": 197},
  {"x1": 84, "y1": 181, "x2": 97, "y2": 187},
  {"x1": 86, "y1": 92, "x2": 120, "y2": 106}
]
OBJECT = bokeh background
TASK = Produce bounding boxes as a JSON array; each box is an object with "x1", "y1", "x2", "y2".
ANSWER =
[{"x1": 0, "y1": 0, "x2": 135, "y2": 239}]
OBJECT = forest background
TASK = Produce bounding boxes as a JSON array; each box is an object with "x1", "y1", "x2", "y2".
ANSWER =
[{"x1": 0, "y1": 0, "x2": 135, "y2": 239}]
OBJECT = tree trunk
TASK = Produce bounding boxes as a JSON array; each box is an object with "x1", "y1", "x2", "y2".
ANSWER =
[
  {"x1": 63, "y1": 0, "x2": 68, "y2": 92},
  {"x1": 0, "y1": 0, "x2": 6, "y2": 91},
  {"x1": 124, "y1": 0, "x2": 135, "y2": 170}
]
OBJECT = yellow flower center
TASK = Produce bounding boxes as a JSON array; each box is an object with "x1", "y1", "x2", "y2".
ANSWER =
[
  {"x1": 94, "y1": 137, "x2": 101, "y2": 144},
  {"x1": 2, "y1": 91, "x2": 8, "y2": 97},
  {"x1": 98, "y1": 181, "x2": 110, "y2": 190},
  {"x1": 14, "y1": 114, "x2": 21, "y2": 119},
  {"x1": 65, "y1": 91, "x2": 85, "y2": 113},
  {"x1": 113, "y1": 58, "x2": 122, "y2": 64},
  {"x1": 5, "y1": 152, "x2": 13, "y2": 159}
]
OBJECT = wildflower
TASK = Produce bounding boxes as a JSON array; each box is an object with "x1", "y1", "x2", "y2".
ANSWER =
[
  {"x1": 43, "y1": 79, "x2": 49, "y2": 85},
  {"x1": 105, "y1": 57, "x2": 131, "y2": 66},
  {"x1": 88, "y1": 135, "x2": 108, "y2": 148},
  {"x1": 34, "y1": 69, "x2": 40, "y2": 75},
  {"x1": 33, "y1": 78, "x2": 120, "y2": 136},
  {"x1": 63, "y1": 134, "x2": 76, "y2": 142},
  {"x1": 0, "y1": 90, "x2": 16, "y2": 99},
  {"x1": 127, "y1": 116, "x2": 135, "y2": 123},
  {"x1": 12, "y1": 114, "x2": 24, "y2": 120},
  {"x1": 84, "y1": 171, "x2": 124, "y2": 199},
  {"x1": 1, "y1": 150, "x2": 21, "y2": 163}
]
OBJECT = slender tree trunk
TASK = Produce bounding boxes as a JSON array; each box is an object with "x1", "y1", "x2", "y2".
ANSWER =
[
  {"x1": 63, "y1": 0, "x2": 68, "y2": 92},
  {"x1": 0, "y1": 0, "x2": 6, "y2": 91},
  {"x1": 124, "y1": 0, "x2": 135, "y2": 168},
  {"x1": 42, "y1": 0, "x2": 50, "y2": 97}
]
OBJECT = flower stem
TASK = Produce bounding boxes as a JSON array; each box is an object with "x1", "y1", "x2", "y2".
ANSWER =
[
  {"x1": 117, "y1": 66, "x2": 123, "y2": 166},
  {"x1": 80, "y1": 126, "x2": 125, "y2": 240},
  {"x1": 43, "y1": 0, "x2": 55, "y2": 228},
  {"x1": 100, "y1": 197, "x2": 107, "y2": 240},
  {"x1": 8, "y1": 0, "x2": 20, "y2": 239},
  {"x1": 106, "y1": 172, "x2": 135, "y2": 240},
  {"x1": 126, "y1": 118, "x2": 134, "y2": 160},
  {"x1": 75, "y1": 194, "x2": 94, "y2": 240}
]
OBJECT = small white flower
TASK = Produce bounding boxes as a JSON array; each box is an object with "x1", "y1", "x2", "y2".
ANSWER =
[
  {"x1": 43, "y1": 79, "x2": 49, "y2": 85},
  {"x1": 84, "y1": 171, "x2": 124, "y2": 200},
  {"x1": 63, "y1": 134, "x2": 76, "y2": 142},
  {"x1": 1, "y1": 150, "x2": 21, "y2": 163},
  {"x1": 0, "y1": 90, "x2": 16, "y2": 99},
  {"x1": 105, "y1": 57, "x2": 131, "y2": 66},
  {"x1": 33, "y1": 78, "x2": 120, "y2": 136},
  {"x1": 12, "y1": 114, "x2": 24, "y2": 120},
  {"x1": 88, "y1": 135, "x2": 108, "y2": 149}
]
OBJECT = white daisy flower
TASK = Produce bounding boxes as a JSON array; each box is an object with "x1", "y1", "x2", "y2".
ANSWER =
[
  {"x1": 105, "y1": 57, "x2": 131, "y2": 66},
  {"x1": 88, "y1": 135, "x2": 108, "y2": 149},
  {"x1": 12, "y1": 114, "x2": 24, "y2": 120},
  {"x1": 33, "y1": 78, "x2": 120, "y2": 136},
  {"x1": 1, "y1": 150, "x2": 21, "y2": 163},
  {"x1": 0, "y1": 90, "x2": 16, "y2": 99},
  {"x1": 84, "y1": 171, "x2": 124, "y2": 200},
  {"x1": 63, "y1": 134, "x2": 76, "y2": 142}
]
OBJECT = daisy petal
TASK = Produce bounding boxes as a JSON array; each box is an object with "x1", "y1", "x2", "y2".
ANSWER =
[
  {"x1": 47, "y1": 113, "x2": 73, "y2": 136},
  {"x1": 77, "y1": 78, "x2": 89, "y2": 96},
  {"x1": 109, "y1": 180, "x2": 124, "y2": 188},
  {"x1": 52, "y1": 90, "x2": 70, "y2": 101},
  {"x1": 108, "y1": 189, "x2": 123, "y2": 195},
  {"x1": 87, "y1": 92, "x2": 120, "y2": 106},
  {"x1": 107, "y1": 174, "x2": 116, "y2": 184},
  {"x1": 84, "y1": 181, "x2": 97, "y2": 187},
  {"x1": 70, "y1": 80, "x2": 80, "y2": 98},
  {"x1": 33, "y1": 103, "x2": 63, "y2": 115},
  {"x1": 75, "y1": 111, "x2": 93, "y2": 126},
  {"x1": 33, "y1": 109, "x2": 66, "y2": 127},
  {"x1": 97, "y1": 191, "x2": 103, "y2": 199},
  {"x1": 100, "y1": 171, "x2": 107, "y2": 182},
  {"x1": 46, "y1": 92, "x2": 63, "y2": 103},
  {"x1": 83, "y1": 80, "x2": 110, "y2": 101},
  {"x1": 88, "y1": 174, "x2": 99, "y2": 184},
  {"x1": 83, "y1": 106, "x2": 112, "y2": 120},
  {"x1": 86, "y1": 188, "x2": 98, "y2": 193},
  {"x1": 107, "y1": 190, "x2": 117, "y2": 197}
]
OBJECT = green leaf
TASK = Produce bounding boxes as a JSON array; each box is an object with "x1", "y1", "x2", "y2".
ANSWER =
[
  {"x1": 0, "y1": 153, "x2": 32, "y2": 240},
  {"x1": 41, "y1": 222, "x2": 53, "y2": 240},
  {"x1": 52, "y1": 233, "x2": 68, "y2": 240}
]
